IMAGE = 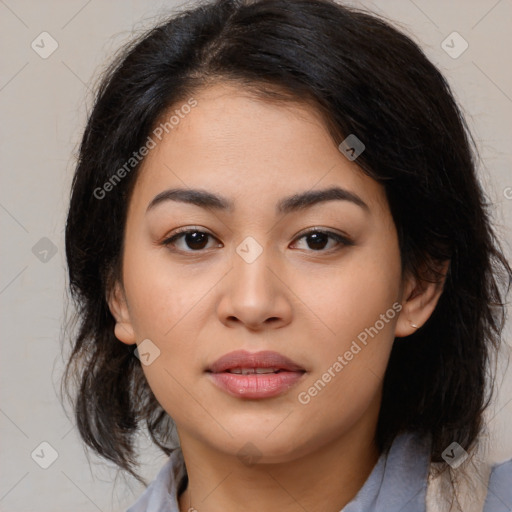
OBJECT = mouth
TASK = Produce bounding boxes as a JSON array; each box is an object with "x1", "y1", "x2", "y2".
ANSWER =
[
  {"x1": 223, "y1": 367, "x2": 288, "y2": 374},
  {"x1": 206, "y1": 350, "x2": 306, "y2": 399},
  {"x1": 207, "y1": 349, "x2": 306, "y2": 373}
]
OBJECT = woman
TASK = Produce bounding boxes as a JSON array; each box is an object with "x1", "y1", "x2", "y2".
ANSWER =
[{"x1": 62, "y1": 0, "x2": 512, "y2": 510}]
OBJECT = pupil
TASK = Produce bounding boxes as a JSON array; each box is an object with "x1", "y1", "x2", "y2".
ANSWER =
[
  {"x1": 186, "y1": 232, "x2": 208, "y2": 250},
  {"x1": 308, "y1": 232, "x2": 327, "y2": 250}
]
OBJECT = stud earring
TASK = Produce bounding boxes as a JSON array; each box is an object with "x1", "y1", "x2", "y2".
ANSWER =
[{"x1": 411, "y1": 323, "x2": 419, "y2": 329}]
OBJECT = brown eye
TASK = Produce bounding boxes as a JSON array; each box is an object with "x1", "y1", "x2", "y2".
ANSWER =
[
  {"x1": 162, "y1": 229, "x2": 221, "y2": 252},
  {"x1": 292, "y1": 229, "x2": 353, "y2": 252}
]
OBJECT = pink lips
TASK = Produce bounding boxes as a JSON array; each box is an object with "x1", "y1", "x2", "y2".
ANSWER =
[{"x1": 206, "y1": 350, "x2": 306, "y2": 399}]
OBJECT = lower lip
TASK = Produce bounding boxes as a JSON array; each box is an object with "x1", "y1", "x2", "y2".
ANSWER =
[{"x1": 208, "y1": 371, "x2": 305, "y2": 399}]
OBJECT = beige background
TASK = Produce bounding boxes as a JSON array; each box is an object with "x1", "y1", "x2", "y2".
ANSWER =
[{"x1": 1, "y1": 0, "x2": 511, "y2": 510}]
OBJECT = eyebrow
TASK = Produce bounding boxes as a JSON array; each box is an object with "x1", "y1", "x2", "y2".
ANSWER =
[{"x1": 146, "y1": 186, "x2": 369, "y2": 215}]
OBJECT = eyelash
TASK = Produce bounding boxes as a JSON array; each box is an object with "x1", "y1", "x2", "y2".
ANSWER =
[{"x1": 160, "y1": 227, "x2": 354, "y2": 254}]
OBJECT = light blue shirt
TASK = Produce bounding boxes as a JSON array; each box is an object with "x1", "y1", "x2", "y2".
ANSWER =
[{"x1": 126, "y1": 432, "x2": 512, "y2": 511}]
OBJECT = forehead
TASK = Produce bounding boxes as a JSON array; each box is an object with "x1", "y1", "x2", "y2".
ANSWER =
[{"x1": 130, "y1": 82, "x2": 388, "y2": 216}]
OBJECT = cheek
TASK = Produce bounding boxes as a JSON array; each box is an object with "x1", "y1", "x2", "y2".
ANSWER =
[
  {"x1": 295, "y1": 245, "x2": 401, "y2": 351},
  {"x1": 122, "y1": 245, "x2": 211, "y2": 339},
  {"x1": 293, "y1": 237, "x2": 402, "y2": 403},
  {"x1": 121, "y1": 246, "x2": 218, "y2": 404}
]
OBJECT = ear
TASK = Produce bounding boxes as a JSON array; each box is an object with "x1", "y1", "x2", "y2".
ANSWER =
[
  {"x1": 395, "y1": 260, "x2": 450, "y2": 338},
  {"x1": 106, "y1": 281, "x2": 137, "y2": 345}
]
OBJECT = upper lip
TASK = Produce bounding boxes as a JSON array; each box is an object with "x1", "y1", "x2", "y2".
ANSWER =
[{"x1": 207, "y1": 350, "x2": 305, "y2": 373}]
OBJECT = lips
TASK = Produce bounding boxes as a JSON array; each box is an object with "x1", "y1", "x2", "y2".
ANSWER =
[
  {"x1": 207, "y1": 350, "x2": 305, "y2": 374},
  {"x1": 206, "y1": 350, "x2": 306, "y2": 399}
]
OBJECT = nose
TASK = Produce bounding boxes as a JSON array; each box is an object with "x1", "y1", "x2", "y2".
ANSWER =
[{"x1": 216, "y1": 243, "x2": 293, "y2": 331}]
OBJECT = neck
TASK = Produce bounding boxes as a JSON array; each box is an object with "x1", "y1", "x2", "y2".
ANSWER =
[{"x1": 177, "y1": 411, "x2": 380, "y2": 512}]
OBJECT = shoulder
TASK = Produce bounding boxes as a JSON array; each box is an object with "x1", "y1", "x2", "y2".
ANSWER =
[
  {"x1": 125, "y1": 448, "x2": 186, "y2": 512},
  {"x1": 483, "y1": 457, "x2": 512, "y2": 512}
]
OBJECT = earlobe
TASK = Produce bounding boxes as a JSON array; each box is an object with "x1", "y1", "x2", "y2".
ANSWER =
[
  {"x1": 106, "y1": 281, "x2": 137, "y2": 345},
  {"x1": 395, "y1": 260, "x2": 450, "y2": 338}
]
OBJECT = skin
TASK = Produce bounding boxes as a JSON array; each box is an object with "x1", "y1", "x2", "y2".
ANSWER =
[{"x1": 108, "y1": 82, "x2": 447, "y2": 512}]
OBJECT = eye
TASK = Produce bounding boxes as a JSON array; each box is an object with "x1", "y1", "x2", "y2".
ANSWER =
[
  {"x1": 161, "y1": 228, "x2": 222, "y2": 252},
  {"x1": 291, "y1": 229, "x2": 353, "y2": 252},
  {"x1": 161, "y1": 227, "x2": 353, "y2": 254}
]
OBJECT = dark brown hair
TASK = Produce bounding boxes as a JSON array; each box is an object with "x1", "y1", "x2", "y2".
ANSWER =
[{"x1": 62, "y1": 0, "x2": 511, "y2": 485}]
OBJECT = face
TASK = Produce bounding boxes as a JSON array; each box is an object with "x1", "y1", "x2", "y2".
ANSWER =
[{"x1": 108, "y1": 82, "x2": 441, "y2": 463}]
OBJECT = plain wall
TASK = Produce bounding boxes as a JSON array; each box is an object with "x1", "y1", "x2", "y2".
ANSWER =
[{"x1": 1, "y1": 1, "x2": 511, "y2": 510}]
